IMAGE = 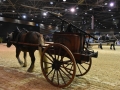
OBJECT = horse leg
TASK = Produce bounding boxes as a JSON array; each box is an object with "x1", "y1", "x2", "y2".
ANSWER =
[
  {"x1": 23, "y1": 52, "x2": 27, "y2": 67},
  {"x1": 27, "y1": 51, "x2": 35, "y2": 72},
  {"x1": 16, "y1": 48, "x2": 23, "y2": 66}
]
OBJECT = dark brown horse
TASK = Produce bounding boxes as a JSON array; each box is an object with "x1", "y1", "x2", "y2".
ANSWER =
[{"x1": 6, "y1": 28, "x2": 45, "y2": 72}]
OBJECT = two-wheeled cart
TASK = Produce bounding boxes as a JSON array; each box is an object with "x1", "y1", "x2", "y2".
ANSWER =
[{"x1": 40, "y1": 14, "x2": 98, "y2": 88}]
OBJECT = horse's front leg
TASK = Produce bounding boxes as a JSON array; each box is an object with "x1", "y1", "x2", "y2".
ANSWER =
[
  {"x1": 23, "y1": 52, "x2": 27, "y2": 67},
  {"x1": 16, "y1": 48, "x2": 23, "y2": 66},
  {"x1": 27, "y1": 51, "x2": 35, "y2": 72}
]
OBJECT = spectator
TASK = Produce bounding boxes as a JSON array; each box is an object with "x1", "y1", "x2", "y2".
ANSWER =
[
  {"x1": 105, "y1": 34, "x2": 109, "y2": 41},
  {"x1": 98, "y1": 35, "x2": 103, "y2": 49},
  {"x1": 110, "y1": 35, "x2": 117, "y2": 50}
]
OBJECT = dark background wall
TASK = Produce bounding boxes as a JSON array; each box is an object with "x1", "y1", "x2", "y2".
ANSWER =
[{"x1": 0, "y1": 21, "x2": 40, "y2": 42}]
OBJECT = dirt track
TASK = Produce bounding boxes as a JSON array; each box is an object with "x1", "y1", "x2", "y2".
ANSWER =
[{"x1": 0, "y1": 43, "x2": 120, "y2": 90}]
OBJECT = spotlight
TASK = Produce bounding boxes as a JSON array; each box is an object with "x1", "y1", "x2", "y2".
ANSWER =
[
  {"x1": 22, "y1": 15, "x2": 26, "y2": 19},
  {"x1": 63, "y1": 0, "x2": 66, "y2": 2},
  {"x1": 70, "y1": 8, "x2": 75, "y2": 12},
  {"x1": 109, "y1": 2, "x2": 114, "y2": 7},
  {"x1": 43, "y1": 12, "x2": 47, "y2": 16},
  {"x1": 50, "y1": 2, "x2": 53, "y2": 4}
]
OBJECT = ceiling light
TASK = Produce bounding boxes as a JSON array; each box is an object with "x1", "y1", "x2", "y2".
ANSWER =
[
  {"x1": 50, "y1": 2, "x2": 53, "y2": 4},
  {"x1": 22, "y1": 15, "x2": 26, "y2": 19},
  {"x1": 12, "y1": 10, "x2": 15, "y2": 12},
  {"x1": 109, "y1": 2, "x2": 114, "y2": 7},
  {"x1": 43, "y1": 12, "x2": 47, "y2": 16},
  {"x1": 70, "y1": 8, "x2": 75, "y2": 12},
  {"x1": 63, "y1": 0, "x2": 66, "y2": 2},
  {"x1": 108, "y1": 9, "x2": 111, "y2": 11},
  {"x1": 104, "y1": 3, "x2": 108, "y2": 5},
  {"x1": 111, "y1": 15, "x2": 113, "y2": 16},
  {"x1": 89, "y1": 8, "x2": 92, "y2": 10},
  {"x1": 65, "y1": 9, "x2": 68, "y2": 11},
  {"x1": 76, "y1": 7, "x2": 79, "y2": 9}
]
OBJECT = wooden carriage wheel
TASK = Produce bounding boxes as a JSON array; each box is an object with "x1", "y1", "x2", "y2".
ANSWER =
[
  {"x1": 76, "y1": 58, "x2": 92, "y2": 76},
  {"x1": 41, "y1": 43, "x2": 76, "y2": 88}
]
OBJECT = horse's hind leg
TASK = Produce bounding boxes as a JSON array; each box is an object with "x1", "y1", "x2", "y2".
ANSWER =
[
  {"x1": 27, "y1": 51, "x2": 35, "y2": 72},
  {"x1": 23, "y1": 52, "x2": 27, "y2": 67},
  {"x1": 16, "y1": 48, "x2": 23, "y2": 66}
]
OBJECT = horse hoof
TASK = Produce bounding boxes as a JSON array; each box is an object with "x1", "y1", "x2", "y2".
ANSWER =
[
  {"x1": 27, "y1": 69, "x2": 33, "y2": 72},
  {"x1": 23, "y1": 64, "x2": 27, "y2": 67},
  {"x1": 19, "y1": 62, "x2": 24, "y2": 66}
]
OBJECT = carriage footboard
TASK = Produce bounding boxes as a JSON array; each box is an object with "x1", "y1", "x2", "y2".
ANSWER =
[{"x1": 73, "y1": 51, "x2": 98, "y2": 63}]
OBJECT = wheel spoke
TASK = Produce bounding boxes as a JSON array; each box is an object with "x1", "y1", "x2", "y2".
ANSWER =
[
  {"x1": 43, "y1": 60, "x2": 52, "y2": 64},
  {"x1": 60, "y1": 68, "x2": 71, "y2": 79},
  {"x1": 51, "y1": 69, "x2": 56, "y2": 82},
  {"x1": 76, "y1": 64, "x2": 82, "y2": 75},
  {"x1": 44, "y1": 54, "x2": 53, "y2": 62},
  {"x1": 59, "y1": 70, "x2": 66, "y2": 84},
  {"x1": 47, "y1": 49, "x2": 54, "y2": 60},
  {"x1": 80, "y1": 64, "x2": 87, "y2": 71},
  {"x1": 61, "y1": 65, "x2": 74, "y2": 75},
  {"x1": 43, "y1": 66, "x2": 52, "y2": 70},
  {"x1": 47, "y1": 69, "x2": 53, "y2": 76},
  {"x1": 57, "y1": 70, "x2": 59, "y2": 85}
]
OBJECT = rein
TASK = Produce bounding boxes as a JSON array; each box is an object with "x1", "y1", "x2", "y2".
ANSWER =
[{"x1": 10, "y1": 41, "x2": 42, "y2": 47}]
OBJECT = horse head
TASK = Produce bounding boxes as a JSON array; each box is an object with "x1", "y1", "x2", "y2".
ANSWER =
[{"x1": 6, "y1": 29, "x2": 21, "y2": 47}]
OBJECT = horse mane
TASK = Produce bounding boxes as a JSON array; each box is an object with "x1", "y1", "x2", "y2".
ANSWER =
[{"x1": 12, "y1": 28, "x2": 28, "y2": 42}]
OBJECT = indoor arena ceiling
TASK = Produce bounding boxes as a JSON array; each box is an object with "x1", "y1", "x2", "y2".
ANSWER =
[{"x1": 0, "y1": 0, "x2": 120, "y2": 30}]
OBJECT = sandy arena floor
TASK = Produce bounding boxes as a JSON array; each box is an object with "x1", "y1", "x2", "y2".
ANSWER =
[{"x1": 0, "y1": 43, "x2": 120, "y2": 90}]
